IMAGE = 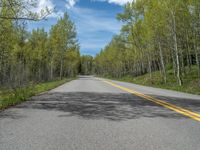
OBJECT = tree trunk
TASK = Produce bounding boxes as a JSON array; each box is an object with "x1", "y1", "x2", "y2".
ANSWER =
[
  {"x1": 158, "y1": 40, "x2": 167, "y2": 83},
  {"x1": 186, "y1": 33, "x2": 191, "y2": 71},
  {"x1": 147, "y1": 54, "x2": 152, "y2": 79},
  {"x1": 50, "y1": 61, "x2": 53, "y2": 80},
  {"x1": 194, "y1": 39, "x2": 200, "y2": 77},
  {"x1": 171, "y1": 48, "x2": 177, "y2": 76},
  {"x1": 171, "y1": 11, "x2": 182, "y2": 86},
  {"x1": 60, "y1": 59, "x2": 63, "y2": 80},
  {"x1": 180, "y1": 49, "x2": 185, "y2": 76}
]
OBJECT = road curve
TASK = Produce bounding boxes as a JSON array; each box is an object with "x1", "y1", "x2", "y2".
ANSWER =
[{"x1": 0, "y1": 76, "x2": 200, "y2": 150}]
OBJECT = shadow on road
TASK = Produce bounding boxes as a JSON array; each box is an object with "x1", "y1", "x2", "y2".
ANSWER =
[
  {"x1": 7, "y1": 92, "x2": 191, "y2": 121},
  {"x1": 0, "y1": 110, "x2": 26, "y2": 120}
]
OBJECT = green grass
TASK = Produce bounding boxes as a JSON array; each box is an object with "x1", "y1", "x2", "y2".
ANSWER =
[
  {"x1": 0, "y1": 78, "x2": 75, "y2": 110},
  {"x1": 105, "y1": 66, "x2": 200, "y2": 95}
]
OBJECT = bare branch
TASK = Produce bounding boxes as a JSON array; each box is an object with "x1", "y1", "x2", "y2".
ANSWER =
[{"x1": 0, "y1": 0, "x2": 54, "y2": 21}]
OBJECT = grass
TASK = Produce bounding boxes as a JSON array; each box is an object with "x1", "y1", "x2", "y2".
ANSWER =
[
  {"x1": 104, "y1": 66, "x2": 200, "y2": 95},
  {"x1": 0, "y1": 78, "x2": 75, "y2": 110}
]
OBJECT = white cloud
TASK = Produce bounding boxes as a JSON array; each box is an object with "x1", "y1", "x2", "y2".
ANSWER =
[
  {"x1": 108, "y1": 0, "x2": 133, "y2": 5},
  {"x1": 68, "y1": 7, "x2": 123, "y2": 54},
  {"x1": 65, "y1": 0, "x2": 133, "y2": 9},
  {"x1": 70, "y1": 7, "x2": 122, "y2": 34},
  {"x1": 65, "y1": 0, "x2": 77, "y2": 9},
  {"x1": 92, "y1": 0, "x2": 134, "y2": 5},
  {"x1": 33, "y1": 0, "x2": 54, "y2": 13},
  {"x1": 31, "y1": 0, "x2": 64, "y2": 18},
  {"x1": 49, "y1": 11, "x2": 64, "y2": 18}
]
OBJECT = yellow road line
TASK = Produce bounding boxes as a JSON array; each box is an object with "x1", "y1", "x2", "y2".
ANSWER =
[{"x1": 102, "y1": 80, "x2": 200, "y2": 122}]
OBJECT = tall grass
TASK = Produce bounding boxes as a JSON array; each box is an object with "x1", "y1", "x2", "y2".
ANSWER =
[{"x1": 104, "y1": 66, "x2": 200, "y2": 95}]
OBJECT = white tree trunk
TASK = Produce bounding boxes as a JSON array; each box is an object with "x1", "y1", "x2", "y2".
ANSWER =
[
  {"x1": 171, "y1": 11, "x2": 182, "y2": 86},
  {"x1": 158, "y1": 40, "x2": 167, "y2": 83}
]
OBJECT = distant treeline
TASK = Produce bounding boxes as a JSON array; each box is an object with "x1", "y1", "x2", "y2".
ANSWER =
[
  {"x1": 0, "y1": 0, "x2": 80, "y2": 88},
  {"x1": 80, "y1": 55, "x2": 94, "y2": 75},
  {"x1": 94, "y1": 0, "x2": 200, "y2": 86}
]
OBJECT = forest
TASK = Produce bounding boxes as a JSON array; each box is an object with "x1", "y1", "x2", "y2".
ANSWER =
[
  {"x1": 0, "y1": 0, "x2": 200, "y2": 99},
  {"x1": 94, "y1": 0, "x2": 200, "y2": 92},
  {"x1": 0, "y1": 0, "x2": 80, "y2": 90}
]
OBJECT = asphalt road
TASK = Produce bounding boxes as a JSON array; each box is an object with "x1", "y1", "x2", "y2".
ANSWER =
[{"x1": 0, "y1": 76, "x2": 200, "y2": 150}]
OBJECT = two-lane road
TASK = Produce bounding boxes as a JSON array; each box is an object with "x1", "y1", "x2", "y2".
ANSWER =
[{"x1": 0, "y1": 76, "x2": 200, "y2": 150}]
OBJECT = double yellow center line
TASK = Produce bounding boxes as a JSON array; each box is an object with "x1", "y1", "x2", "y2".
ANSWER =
[{"x1": 102, "y1": 80, "x2": 200, "y2": 122}]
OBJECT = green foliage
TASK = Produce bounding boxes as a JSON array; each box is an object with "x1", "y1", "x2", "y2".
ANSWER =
[
  {"x1": 49, "y1": 13, "x2": 80, "y2": 79},
  {"x1": 0, "y1": 0, "x2": 53, "y2": 20},
  {"x1": 0, "y1": 2, "x2": 80, "y2": 109},
  {"x1": 107, "y1": 66, "x2": 200, "y2": 95},
  {"x1": 0, "y1": 78, "x2": 75, "y2": 109},
  {"x1": 80, "y1": 55, "x2": 94, "y2": 75},
  {"x1": 95, "y1": 0, "x2": 200, "y2": 88},
  {"x1": 0, "y1": 11, "x2": 80, "y2": 88}
]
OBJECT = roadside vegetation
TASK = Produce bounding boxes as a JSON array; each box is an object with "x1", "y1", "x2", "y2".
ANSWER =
[
  {"x1": 0, "y1": 0, "x2": 80, "y2": 109},
  {"x1": 105, "y1": 66, "x2": 200, "y2": 95},
  {"x1": 94, "y1": 0, "x2": 200, "y2": 94},
  {"x1": 0, "y1": 78, "x2": 75, "y2": 110}
]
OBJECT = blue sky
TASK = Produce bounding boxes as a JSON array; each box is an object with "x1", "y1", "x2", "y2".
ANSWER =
[{"x1": 28, "y1": 0, "x2": 133, "y2": 56}]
